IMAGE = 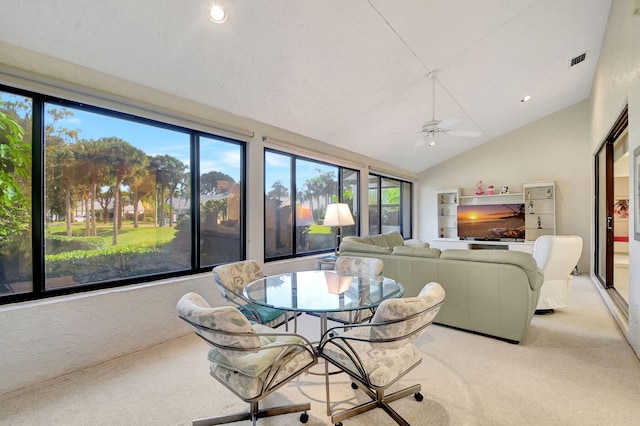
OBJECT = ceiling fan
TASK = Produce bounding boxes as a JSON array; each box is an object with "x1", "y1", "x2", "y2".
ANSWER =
[{"x1": 414, "y1": 70, "x2": 482, "y2": 147}]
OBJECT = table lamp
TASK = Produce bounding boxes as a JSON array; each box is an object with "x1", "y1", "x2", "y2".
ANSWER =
[{"x1": 323, "y1": 203, "x2": 355, "y2": 255}]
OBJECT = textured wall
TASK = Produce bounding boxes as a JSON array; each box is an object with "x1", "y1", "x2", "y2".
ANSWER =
[{"x1": 590, "y1": 0, "x2": 640, "y2": 357}]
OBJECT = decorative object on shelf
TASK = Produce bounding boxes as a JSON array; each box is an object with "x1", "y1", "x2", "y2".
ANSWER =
[
  {"x1": 526, "y1": 191, "x2": 531, "y2": 199},
  {"x1": 453, "y1": 195, "x2": 457, "y2": 204},
  {"x1": 546, "y1": 188, "x2": 552, "y2": 198},
  {"x1": 500, "y1": 186, "x2": 509, "y2": 194},
  {"x1": 528, "y1": 201, "x2": 535, "y2": 214},
  {"x1": 537, "y1": 216, "x2": 542, "y2": 229},
  {"x1": 440, "y1": 228, "x2": 445, "y2": 238},
  {"x1": 323, "y1": 203, "x2": 355, "y2": 255},
  {"x1": 476, "y1": 180, "x2": 484, "y2": 195},
  {"x1": 440, "y1": 207, "x2": 445, "y2": 216},
  {"x1": 440, "y1": 194, "x2": 445, "y2": 204},
  {"x1": 486, "y1": 185, "x2": 495, "y2": 195},
  {"x1": 614, "y1": 199, "x2": 629, "y2": 218}
]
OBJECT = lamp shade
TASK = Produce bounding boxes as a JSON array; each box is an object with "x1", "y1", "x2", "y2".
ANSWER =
[
  {"x1": 324, "y1": 271, "x2": 352, "y2": 295},
  {"x1": 323, "y1": 203, "x2": 355, "y2": 227}
]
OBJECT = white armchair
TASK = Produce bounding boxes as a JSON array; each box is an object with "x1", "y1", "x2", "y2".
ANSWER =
[{"x1": 532, "y1": 235, "x2": 583, "y2": 313}]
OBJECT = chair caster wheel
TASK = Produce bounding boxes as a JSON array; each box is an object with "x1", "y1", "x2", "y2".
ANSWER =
[
  {"x1": 351, "y1": 382, "x2": 358, "y2": 389},
  {"x1": 414, "y1": 392, "x2": 424, "y2": 401},
  {"x1": 300, "y1": 412, "x2": 309, "y2": 423},
  {"x1": 335, "y1": 423, "x2": 343, "y2": 426}
]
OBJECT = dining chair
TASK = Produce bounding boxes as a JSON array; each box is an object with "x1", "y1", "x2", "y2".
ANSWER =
[
  {"x1": 176, "y1": 292, "x2": 317, "y2": 425},
  {"x1": 330, "y1": 256, "x2": 384, "y2": 324},
  {"x1": 318, "y1": 282, "x2": 445, "y2": 426},
  {"x1": 212, "y1": 260, "x2": 294, "y2": 331}
]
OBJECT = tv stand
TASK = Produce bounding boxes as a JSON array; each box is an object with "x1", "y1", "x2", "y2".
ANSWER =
[
  {"x1": 435, "y1": 181, "x2": 556, "y2": 245},
  {"x1": 431, "y1": 238, "x2": 534, "y2": 254}
]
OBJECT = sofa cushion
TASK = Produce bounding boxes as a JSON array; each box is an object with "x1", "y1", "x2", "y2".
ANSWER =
[
  {"x1": 440, "y1": 249, "x2": 543, "y2": 291},
  {"x1": 339, "y1": 241, "x2": 392, "y2": 254},
  {"x1": 392, "y1": 246, "x2": 441, "y2": 258},
  {"x1": 344, "y1": 231, "x2": 405, "y2": 249},
  {"x1": 404, "y1": 239, "x2": 430, "y2": 248}
]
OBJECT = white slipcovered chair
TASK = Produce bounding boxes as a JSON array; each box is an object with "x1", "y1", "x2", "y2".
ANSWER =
[
  {"x1": 176, "y1": 292, "x2": 317, "y2": 425},
  {"x1": 318, "y1": 282, "x2": 445, "y2": 426},
  {"x1": 532, "y1": 235, "x2": 583, "y2": 313}
]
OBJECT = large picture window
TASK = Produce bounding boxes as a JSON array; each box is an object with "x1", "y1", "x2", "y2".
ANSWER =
[
  {"x1": 264, "y1": 149, "x2": 359, "y2": 260},
  {"x1": 0, "y1": 86, "x2": 245, "y2": 303},
  {"x1": 368, "y1": 173, "x2": 412, "y2": 238}
]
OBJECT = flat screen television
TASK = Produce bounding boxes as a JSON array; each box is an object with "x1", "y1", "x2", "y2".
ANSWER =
[{"x1": 456, "y1": 203, "x2": 525, "y2": 241}]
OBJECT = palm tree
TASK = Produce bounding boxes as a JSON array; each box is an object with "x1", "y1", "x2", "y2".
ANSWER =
[{"x1": 99, "y1": 137, "x2": 147, "y2": 244}]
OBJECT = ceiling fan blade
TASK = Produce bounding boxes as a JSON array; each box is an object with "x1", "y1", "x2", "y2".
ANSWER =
[
  {"x1": 414, "y1": 139, "x2": 426, "y2": 147},
  {"x1": 445, "y1": 130, "x2": 482, "y2": 137},
  {"x1": 438, "y1": 117, "x2": 461, "y2": 129}
]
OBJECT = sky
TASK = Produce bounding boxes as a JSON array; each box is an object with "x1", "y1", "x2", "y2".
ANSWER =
[
  {"x1": 51, "y1": 103, "x2": 242, "y2": 180},
  {"x1": 2, "y1": 90, "x2": 333, "y2": 194}
]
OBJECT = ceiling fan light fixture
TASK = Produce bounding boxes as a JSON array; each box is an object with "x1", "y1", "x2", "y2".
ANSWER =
[
  {"x1": 521, "y1": 95, "x2": 532, "y2": 103},
  {"x1": 209, "y1": 4, "x2": 227, "y2": 23}
]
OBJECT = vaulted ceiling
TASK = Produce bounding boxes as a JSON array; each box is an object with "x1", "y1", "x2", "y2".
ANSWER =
[{"x1": 0, "y1": 0, "x2": 612, "y2": 173}]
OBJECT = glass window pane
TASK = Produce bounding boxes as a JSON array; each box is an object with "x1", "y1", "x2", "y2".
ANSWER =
[
  {"x1": 342, "y1": 168, "x2": 358, "y2": 237},
  {"x1": 381, "y1": 178, "x2": 401, "y2": 233},
  {"x1": 265, "y1": 151, "x2": 292, "y2": 258},
  {"x1": 0, "y1": 92, "x2": 33, "y2": 297},
  {"x1": 199, "y1": 136, "x2": 242, "y2": 266},
  {"x1": 295, "y1": 159, "x2": 338, "y2": 253},
  {"x1": 402, "y1": 181, "x2": 412, "y2": 238},
  {"x1": 43, "y1": 104, "x2": 191, "y2": 290},
  {"x1": 368, "y1": 175, "x2": 379, "y2": 235}
]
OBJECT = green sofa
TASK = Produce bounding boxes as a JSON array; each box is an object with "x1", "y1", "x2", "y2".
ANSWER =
[{"x1": 339, "y1": 232, "x2": 544, "y2": 343}]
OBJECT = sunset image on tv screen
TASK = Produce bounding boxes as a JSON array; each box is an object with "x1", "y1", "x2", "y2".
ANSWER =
[{"x1": 457, "y1": 203, "x2": 525, "y2": 240}]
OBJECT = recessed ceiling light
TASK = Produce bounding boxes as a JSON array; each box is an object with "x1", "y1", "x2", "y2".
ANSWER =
[
  {"x1": 521, "y1": 95, "x2": 532, "y2": 103},
  {"x1": 209, "y1": 5, "x2": 227, "y2": 23}
]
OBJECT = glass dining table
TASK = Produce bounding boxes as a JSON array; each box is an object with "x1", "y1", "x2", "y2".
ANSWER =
[{"x1": 243, "y1": 270, "x2": 405, "y2": 337}]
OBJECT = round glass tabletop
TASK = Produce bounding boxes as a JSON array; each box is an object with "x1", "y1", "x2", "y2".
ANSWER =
[{"x1": 243, "y1": 270, "x2": 404, "y2": 313}]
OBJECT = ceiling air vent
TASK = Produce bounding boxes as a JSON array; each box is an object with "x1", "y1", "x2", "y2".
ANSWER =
[{"x1": 569, "y1": 53, "x2": 587, "y2": 67}]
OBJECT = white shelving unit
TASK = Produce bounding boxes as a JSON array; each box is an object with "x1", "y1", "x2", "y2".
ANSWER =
[
  {"x1": 523, "y1": 181, "x2": 556, "y2": 241},
  {"x1": 436, "y1": 189, "x2": 459, "y2": 239},
  {"x1": 432, "y1": 181, "x2": 556, "y2": 252}
]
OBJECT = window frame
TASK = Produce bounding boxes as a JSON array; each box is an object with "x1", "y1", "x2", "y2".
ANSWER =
[
  {"x1": 0, "y1": 83, "x2": 247, "y2": 305},
  {"x1": 263, "y1": 148, "x2": 360, "y2": 262},
  {"x1": 368, "y1": 172, "x2": 413, "y2": 238}
]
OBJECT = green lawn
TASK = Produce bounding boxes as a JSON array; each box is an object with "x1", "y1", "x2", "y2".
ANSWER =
[{"x1": 47, "y1": 222, "x2": 176, "y2": 245}]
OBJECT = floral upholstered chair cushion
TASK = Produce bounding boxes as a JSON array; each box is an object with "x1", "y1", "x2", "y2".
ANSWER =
[
  {"x1": 334, "y1": 256, "x2": 383, "y2": 278},
  {"x1": 319, "y1": 282, "x2": 445, "y2": 388},
  {"x1": 213, "y1": 260, "x2": 265, "y2": 298},
  {"x1": 176, "y1": 292, "x2": 316, "y2": 400},
  {"x1": 212, "y1": 260, "x2": 289, "y2": 328},
  {"x1": 176, "y1": 292, "x2": 259, "y2": 356},
  {"x1": 369, "y1": 281, "x2": 445, "y2": 348}
]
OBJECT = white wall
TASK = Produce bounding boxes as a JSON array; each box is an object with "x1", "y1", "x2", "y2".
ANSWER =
[
  {"x1": 589, "y1": 0, "x2": 640, "y2": 356},
  {"x1": 417, "y1": 100, "x2": 592, "y2": 274}
]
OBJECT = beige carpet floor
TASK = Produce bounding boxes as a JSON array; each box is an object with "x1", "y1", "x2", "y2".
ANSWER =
[{"x1": 1, "y1": 276, "x2": 639, "y2": 425}]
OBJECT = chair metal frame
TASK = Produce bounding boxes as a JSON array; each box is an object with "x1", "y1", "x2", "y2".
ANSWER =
[
  {"x1": 318, "y1": 298, "x2": 444, "y2": 426},
  {"x1": 178, "y1": 314, "x2": 317, "y2": 425}
]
